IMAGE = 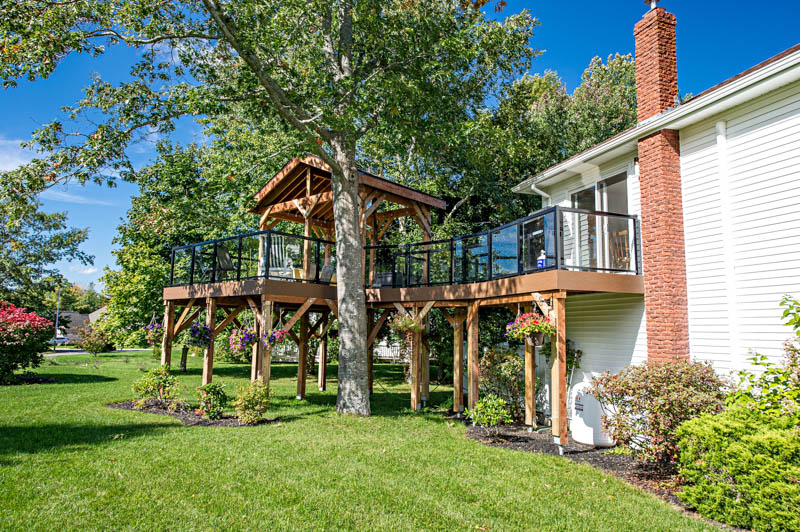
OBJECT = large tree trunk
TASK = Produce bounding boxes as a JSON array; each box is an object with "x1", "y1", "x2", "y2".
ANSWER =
[{"x1": 330, "y1": 135, "x2": 370, "y2": 415}]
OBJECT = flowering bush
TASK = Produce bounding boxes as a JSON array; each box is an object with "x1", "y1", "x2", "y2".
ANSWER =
[
  {"x1": 590, "y1": 359, "x2": 727, "y2": 462},
  {"x1": 196, "y1": 382, "x2": 228, "y2": 419},
  {"x1": 229, "y1": 328, "x2": 258, "y2": 355},
  {"x1": 233, "y1": 380, "x2": 271, "y2": 425},
  {"x1": 0, "y1": 301, "x2": 53, "y2": 383},
  {"x1": 144, "y1": 322, "x2": 163, "y2": 346},
  {"x1": 263, "y1": 329, "x2": 289, "y2": 347},
  {"x1": 187, "y1": 321, "x2": 212, "y2": 348},
  {"x1": 76, "y1": 325, "x2": 111, "y2": 356},
  {"x1": 505, "y1": 312, "x2": 556, "y2": 342}
]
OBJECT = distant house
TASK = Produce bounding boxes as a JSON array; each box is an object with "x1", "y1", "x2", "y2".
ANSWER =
[
  {"x1": 89, "y1": 306, "x2": 107, "y2": 324},
  {"x1": 59, "y1": 311, "x2": 90, "y2": 342}
]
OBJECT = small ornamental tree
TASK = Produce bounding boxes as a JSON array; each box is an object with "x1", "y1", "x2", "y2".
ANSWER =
[
  {"x1": 590, "y1": 359, "x2": 728, "y2": 462},
  {"x1": 0, "y1": 301, "x2": 52, "y2": 383}
]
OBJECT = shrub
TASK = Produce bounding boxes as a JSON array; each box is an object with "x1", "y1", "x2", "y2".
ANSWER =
[
  {"x1": 727, "y1": 296, "x2": 800, "y2": 424},
  {"x1": 76, "y1": 325, "x2": 111, "y2": 355},
  {"x1": 466, "y1": 394, "x2": 512, "y2": 438},
  {"x1": 132, "y1": 366, "x2": 178, "y2": 407},
  {"x1": 196, "y1": 382, "x2": 228, "y2": 420},
  {"x1": 677, "y1": 406, "x2": 800, "y2": 531},
  {"x1": 233, "y1": 380, "x2": 271, "y2": 425},
  {"x1": 0, "y1": 301, "x2": 52, "y2": 383},
  {"x1": 478, "y1": 347, "x2": 524, "y2": 421},
  {"x1": 589, "y1": 359, "x2": 727, "y2": 462}
]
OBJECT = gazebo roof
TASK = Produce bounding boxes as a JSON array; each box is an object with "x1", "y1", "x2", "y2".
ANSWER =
[{"x1": 250, "y1": 156, "x2": 445, "y2": 229}]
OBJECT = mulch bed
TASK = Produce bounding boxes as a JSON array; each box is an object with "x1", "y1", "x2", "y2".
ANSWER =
[
  {"x1": 107, "y1": 401, "x2": 275, "y2": 427},
  {"x1": 465, "y1": 423, "x2": 739, "y2": 530}
]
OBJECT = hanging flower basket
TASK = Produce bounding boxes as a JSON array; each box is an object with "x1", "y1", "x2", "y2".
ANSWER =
[
  {"x1": 263, "y1": 329, "x2": 290, "y2": 347},
  {"x1": 388, "y1": 313, "x2": 424, "y2": 334},
  {"x1": 187, "y1": 321, "x2": 213, "y2": 348},
  {"x1": 505, "y1": 312, "x2": 556, "y2": 346},
  {"x1": 229, "y1": 328, "x2": 258, "y2": 355},
  {"x1": 144, "y1": 322, "x2": 164, "y2": 346}
]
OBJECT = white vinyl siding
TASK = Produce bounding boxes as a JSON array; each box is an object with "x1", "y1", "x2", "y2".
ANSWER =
[{"x1": 680, "y1": 79, "x2": 800, "y2": 373}]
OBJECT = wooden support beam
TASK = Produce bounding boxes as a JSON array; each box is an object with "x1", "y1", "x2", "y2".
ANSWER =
[
  {"x1": 421, "y1": 320, "x2": 430, "y2": 404},
  {"x1": 284, "y1": 298, "x2": 315, "y2": 331},
  {"x1": 214, "y1": 305, "x2": 244, "y2": 336},
  {"x1": 367, "y1": 309, "x2": 375, "y2": 395},
  {"x1": 532, "y1": 292, "x2": 554, "y2": 320},
  {"x1": 161, "y1": 301, "x2": 175, "y2": 367},
  {"x1": 174, "y1": 308, "x2": 202, "y2": 336},
  {"x1": 417, "y1": 300, "x2": 436, "y2": 322},
  {"x1": 175, "y1": 298, "x2": 197, "y2": 331},
  {"x1": 202, "y1": 298, "x2": 217, "y2": 385},
  {"x1": 259, "y1": 206, "x2": 274, "y2": 230},
  {"x1": 269, "y1": 191, "x2": 332, "y2": 216},
  {"x1": 367, "y1": 310, "x2": 390, "y2": 349},
  {"x1": 323, "y1": 298, "x2": 338, "y2": 318},
  {"x1": 523, "y1": 304, "x2": 537, "y2": 428},
  {"x1": 297, "y1": 313, "x2": 309, "y2": 399},
  {"x1": 452, "y1": 308, "x2": 466, "y2": 414},
  {"x1": 393, "y1": 302, "x2": 409, "y2": 316},
  {"x1": 287, "y1": 328, "x2": 300, "y2": 346},
  {"x1": 318, "y1": 313, "x2": 328, "y2": 391},
  {"x1": 411, "y1": 312, "x2": 422, "y2": 411},
  {"x1": 551, "y1": 293, "x2": 568, "y2": 446},
  {"x1": 466, "y1": 302, "x2": 480, "y2": 410}
]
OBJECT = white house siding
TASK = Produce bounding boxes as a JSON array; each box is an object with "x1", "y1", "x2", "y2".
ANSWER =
[{"x1": 680, "y1": 79, "x2": 800, "y2": 373}]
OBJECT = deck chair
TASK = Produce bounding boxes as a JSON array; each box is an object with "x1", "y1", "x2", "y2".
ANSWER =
[
  {"x1": 268, "y1": 235, "x2": 294, "y2": 279},
  {"x1": 609, "y1": 230, "x2": 630, "y2": 271},
  {"x1": 198, "y1": 245, "x2": 236, "y2": 281}
]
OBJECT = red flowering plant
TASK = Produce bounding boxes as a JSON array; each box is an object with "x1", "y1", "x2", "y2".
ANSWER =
[
  {"x1": 0, "y1": 301, "x2": 53, "y2": 383},
  {"x1": 505, "y1": 312, "x2": 556, "y2": 344}
]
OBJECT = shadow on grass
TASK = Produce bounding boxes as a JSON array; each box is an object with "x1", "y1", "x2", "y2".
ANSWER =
[
  {"x1": 49, "y1": 374, "x2": 118, "y2": 385},
  {"x1": 0, "y1": 422, "x2": 175, "y2": 462}
]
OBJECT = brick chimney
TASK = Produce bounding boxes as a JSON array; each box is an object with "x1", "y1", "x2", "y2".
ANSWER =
[{"x1": 634, "y1": 2, "x2": 690, "y2": 362}]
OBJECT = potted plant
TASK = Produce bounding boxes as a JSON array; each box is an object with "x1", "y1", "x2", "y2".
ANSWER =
[
  {"x1": 144, "y1": 322, "x2": 163, "y2": 357},
  {"x1": 187, "y1": 321, "x2": 213, "y2": 349},
  {"x1": 505, "y1": 312, "x2": 556, "y2": 346},
  {"x1": 229, "y1": 327, "x2": 258, "y2": 355}
]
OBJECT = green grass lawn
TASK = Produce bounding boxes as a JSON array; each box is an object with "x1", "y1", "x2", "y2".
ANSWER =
[{"x1": 1, "y1": 350, "x2": 712, "y2": 531}]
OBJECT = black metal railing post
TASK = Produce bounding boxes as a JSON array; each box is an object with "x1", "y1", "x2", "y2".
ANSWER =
[
  {"x1": 487, "y1": 231, "x2": 493, "y2": 281},
  {"x1": 517, "y1": 220, "x2": 524, "y2": 275},
  {"x1": 633, "y1": 216, "x2": 641, "y2": 275},
  {"x1": 555, "y1": 206, "x2": 563, "y2": 271},
  {"x1": 169, "y1": 249, "x2": 176, "y2": 285},
  {"x1": 211, "y1": 242, "x2": 218, "y2": 283},
  {"x1": 425, "y1": 244, "x2": 431, "y2": 286},
  {"x1": 315, "y1": 240, "x2": 321, "y2": 283},
  {"x1": 265, "y1": 231, "x2": 272, "y2": 279},
  {"x1": 404, "y1": 244, "x2": 411, "y2": 288},
  {"x1": 236, "y1": 236, "x2": 243, "y2": 281},
  {"x1": 449, "y1": 240, "x2": 454, "y2": 284},
  {"x1": 189, "y1": 246, "x2": 196, "y2": 285}
]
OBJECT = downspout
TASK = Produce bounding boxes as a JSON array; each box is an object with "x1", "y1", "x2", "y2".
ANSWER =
[{"x1": 530, "y1": 182, "x2": 551, "y2": 204}]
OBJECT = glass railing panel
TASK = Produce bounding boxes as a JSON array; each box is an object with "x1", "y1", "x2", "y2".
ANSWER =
[
  {"x1": 407, "y1": 244, "x2": 426, "y2": 287},
  {"x1": 453, "y1": 234, "x2": 488, "y2": 283},
  {"x1": 491, "y1": 224, "x2": 519, "y2": 278},
  {"x1": 521, "y1": 211, "x2": 556, "y2": 272},
  {"x1": 192, "y1": 243, "x2": 215, "y2": 283},
  {"x1": 239, "y1": 234, "x2": 263, "y2": 280},
  {"x1": 427, "y1": 241, "x2": 453, "y2": 285},
  {"x1": 171, "y1": 247, "x2": 192, "y2": 285},
  {"x1": 214, "y1": 238, "x2": 240, "y2": 282},
  {"x1": 267, "y1": 232, "x2": 303, "y2": 281},
  {"x1": 318, "y1": 240, "x2": 336, "y2": 285},
  {"x1": 366, "y1": 245, "x2": 402, "y2": 287},
  {"x1": 560, "y1": 210, "x2": 636, "y2": 273}
]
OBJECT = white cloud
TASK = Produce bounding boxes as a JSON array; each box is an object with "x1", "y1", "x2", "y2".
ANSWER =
[
  {"x1": 0, "y1": 138, "x2": 33, "y2": 171},
  {"x1": 68, "y1": 265, "x2": 100, "y2": 275},
  {"x1": 39, "y1": 188, "x2": 116, "y2": 206}
]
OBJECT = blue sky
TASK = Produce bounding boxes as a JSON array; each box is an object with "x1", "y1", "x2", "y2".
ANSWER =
[{"x1": 1, "y1": 1, "x2": 797, "y2": 289}]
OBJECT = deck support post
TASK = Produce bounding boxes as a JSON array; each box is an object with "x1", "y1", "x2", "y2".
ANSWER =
[
  {"x1": 161, "y1": 300, "x2": 175, "y2": 367},
  {"x1": 411, "y1": 325, "x2": 422, "y2": 411},
  {"x1": 297, "y1": 312, "x2": 308, "y2": 399},
  {"x1": 367, "y1": 308, "x2": 374, "y2": 394},
  {"x1": 421, "y1": 320, "x2": 430, "y2": 406},
  {"x1": 318, "y1": 312, "x2": 328, "y2": 391},
  {"x1": 467, "y1": 302, "x2": 480, "y2": 411},
  {"x1": 202, "y1": 298, "x2": 217, "y2": 385},
  {"x1": 452, "y1": 309, "x2": 466, "y2": 415},
  {"x1": 523, "y1": 304, "x2": 536, "y2": 428},
  {"x1": 551, "y1": 293, "x2": 568, "y2": 449}
]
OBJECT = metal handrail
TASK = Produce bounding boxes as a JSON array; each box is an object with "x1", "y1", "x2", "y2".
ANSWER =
[{"x1": 169, "y1": 206, "x2": 641, "y2": 288}]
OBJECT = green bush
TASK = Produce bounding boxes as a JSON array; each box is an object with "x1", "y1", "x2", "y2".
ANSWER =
[
  {"x1": 196, "y1": 382, "x2": 228, "y2": 420},
  {"x1": 590, "y1": 358, "x2": 727, "y2": 462},
  {"x1": 132, "y1": 366, "x2": 178, "y2": 407},
  {"x1": 466, "y1": 393, "x2": 512, "y2": 438},
  {"x1": 76, "y1": 325, "x2": 111, "y2": 355},
  {"x1": 478, "y1": 347, "x2": 524, "y2": 421},
  {"x1": 232, "y1": 380, "x2": 271, "y2": 425},
  {"x1": 677, "y1": 406, "x2": 800, "y2": 531}
]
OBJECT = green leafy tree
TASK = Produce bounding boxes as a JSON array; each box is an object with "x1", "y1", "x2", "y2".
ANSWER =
[{"x1": 2, "y1": 0, "x2": 536, "y2": 415}]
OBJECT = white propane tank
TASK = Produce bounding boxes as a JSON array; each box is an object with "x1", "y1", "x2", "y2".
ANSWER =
[{"x1": 569, "y1": 380, "x2": 615, "y2": 447}]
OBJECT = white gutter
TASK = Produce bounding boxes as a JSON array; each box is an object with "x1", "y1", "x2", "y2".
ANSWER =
[
  {"x1": 513, "y1": 45, "x2": 800, "y2": 193},
  {"x1": 530, "y1": 183, "x2": 551, "y2": 201}
]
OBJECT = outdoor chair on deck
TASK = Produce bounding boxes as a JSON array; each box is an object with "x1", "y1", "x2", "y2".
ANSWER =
[
  {"x1": 609, "y1": 230, "x2": 631, "y2": 271},
  {"x1": 199, "y1": 245, "x2": 237, "y2": 281},
  {"x1": 268, "y1": 235, "x2": 294, "y2": 279}
]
